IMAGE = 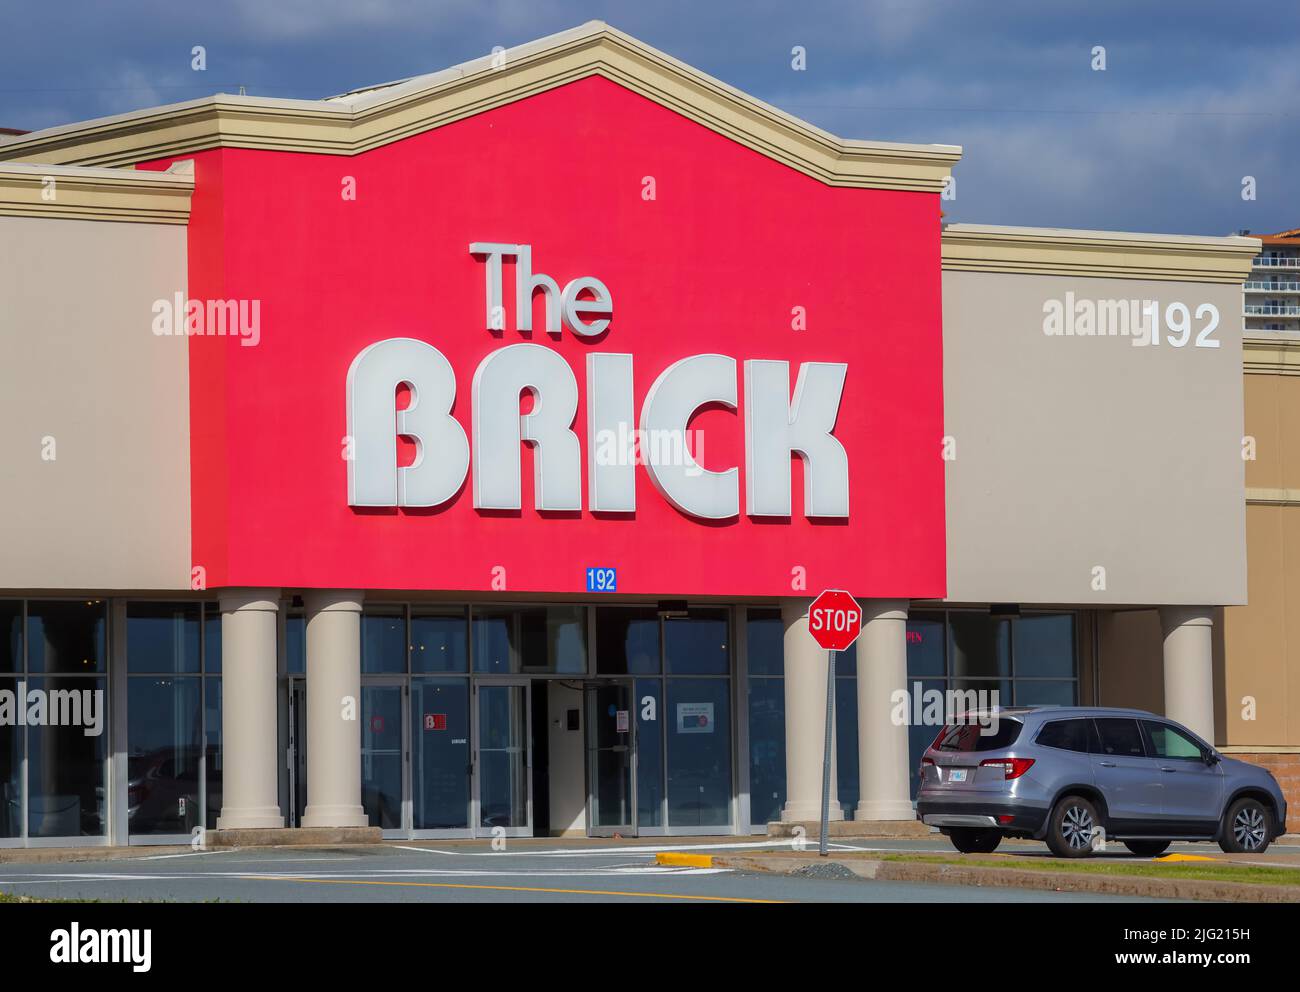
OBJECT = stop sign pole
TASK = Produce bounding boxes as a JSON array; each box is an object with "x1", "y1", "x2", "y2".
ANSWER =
[{"x1": 807, "y1": 589, "x2": 863, "y2": 857}]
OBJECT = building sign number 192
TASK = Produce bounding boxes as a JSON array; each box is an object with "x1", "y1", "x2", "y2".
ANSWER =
[{"x1": 586, "y1": 567, "x2": 617, "y2": 592}]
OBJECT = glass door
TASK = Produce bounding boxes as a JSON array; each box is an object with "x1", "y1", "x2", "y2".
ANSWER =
[
  {"x1": 361, "y1": 680, "x2": 406, "y2": 834},
  {"x1": 473, "y1": 681, "x2": 531, "y2": 837},
  {"x1": 586, "y1": 680, "x2": 636, "y2": 837}
]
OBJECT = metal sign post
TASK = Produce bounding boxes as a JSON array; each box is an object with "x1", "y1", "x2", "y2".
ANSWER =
[
  {"x1": 819, "y1": 648, "x2": 835, "y2": 857},
  {"x1": 806, "y1": 589, "x2": 863, "y2": 857}
]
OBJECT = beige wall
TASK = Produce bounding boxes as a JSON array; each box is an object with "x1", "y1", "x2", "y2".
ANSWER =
[
  {"x1": 1221, "y1": 367, "x2": 1300, "y2": 748},
  {"x1": 0, "y1": 215, "x2": 191, "y2": 590},
  {"x1": 943, "y1": 272, "x2": 1246, "y2": 606}
]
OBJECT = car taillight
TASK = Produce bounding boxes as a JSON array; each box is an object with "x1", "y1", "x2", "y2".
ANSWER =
[{"x1": 980, "y1": 757, "x2": 1034, "y2": 780}]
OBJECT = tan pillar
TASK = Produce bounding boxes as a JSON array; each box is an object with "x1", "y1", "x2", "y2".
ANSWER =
[
  {"x1": 216, "y1": 590, "x2": 284, "y2": 830},
  {"x1": 1159, "y1": 607, "x2": 1215, "y2": 743},
  {"x1": 855, "y1": 599, "x2": 914, "y2": 821},
  {"x1": 780, "y1": 599, "x2": 843, "y2": 823},
  {"x1": 301, "y1": 590, "x2": 368, "y2": 828}
]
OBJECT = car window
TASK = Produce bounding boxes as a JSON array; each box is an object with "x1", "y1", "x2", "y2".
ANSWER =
[
  {"x1": 1094, "y1": 718, "x2": 1145, "y2": 757},
  {"x1": 1035, "y1": 718, "x2": 1094, "y2": 753},
  {"x1": 932, "y1": 718, "x2": 1023, "y2": 752},
  {"x1": 1142, "y1": 721, "x2": 1204, "y2": 760}
]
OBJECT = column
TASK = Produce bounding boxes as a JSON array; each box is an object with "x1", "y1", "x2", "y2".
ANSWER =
[
  {"x1": 1159, "y1": 606, "x2": 1216, "y2": 743},
  {"x1": 301, "y1": 590, "x2": 368, "y2": 828},
  {"x1": 779, "y1": 599, "x2": 843, "y2": 822},
  {"x1": 216, "y1": 590, "x2": 284, "y2": 830},
  {"x1": 855, "y1": 599, "x2": 914, "y2": 820}
]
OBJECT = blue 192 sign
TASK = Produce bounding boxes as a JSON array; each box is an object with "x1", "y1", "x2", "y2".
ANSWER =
[{"x1": 586, "y1": 567, "x2": 617, "y2": 593}]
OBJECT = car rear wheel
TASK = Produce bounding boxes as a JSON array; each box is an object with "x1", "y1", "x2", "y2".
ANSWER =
[
  {"x1": 1219, "y1": 798, "x2": 1272, "y2": 854},
  {"x1": 1046, "y1": 795, "x2": 1100, "y2": 858},
  {"x1": 948, "y1": 827, "x2": 1002, "y2": 854},
  {"x1": 1122, "y1": 839, "x2": 1170, "y2": 858}
]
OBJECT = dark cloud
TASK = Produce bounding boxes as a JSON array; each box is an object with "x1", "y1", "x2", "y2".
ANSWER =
[{"x1": 2, "y1": 0, "x2": 1295, "y2": 234}]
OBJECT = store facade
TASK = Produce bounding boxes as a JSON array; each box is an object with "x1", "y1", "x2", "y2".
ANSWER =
[{"x1": 0, "y1": 23, "x2": 1280, "y2": 846}]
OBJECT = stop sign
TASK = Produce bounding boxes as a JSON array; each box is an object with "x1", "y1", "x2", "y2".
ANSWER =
[{"x1": 807, "y1": 589, "x2": 862, "y2": 651}]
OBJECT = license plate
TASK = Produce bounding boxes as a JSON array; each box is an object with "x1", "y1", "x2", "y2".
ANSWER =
[{"x1": 949, "y1": 768, "x2": 968, "y2": 783}]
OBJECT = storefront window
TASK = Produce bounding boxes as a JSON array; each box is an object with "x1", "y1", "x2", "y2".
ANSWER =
[
  {"x1": 362, "y1": 607, "x2": 407, "y2": 674},
  {"x1": 666, "y1": 678, "x2": 731, "y2": 828},
  {"x1": 518, "y1": 606, "x2": 586, "y2": 674},
  {"x1": 635, "y1": 678, "x2": 663, "y2": 828},
  {"x1": 411, "y1": 608, "x2": 469, "y2": 674},
  {"x1": 471, "y1": 609, "x2": 515, "y2": 674},
  {"x1": 746, "y1": 609, "x2": 784, "y2": 826},
  {"x1": 665, "y1": 611, "x2": 729, "y2": 674},
  {"x1": 204, "y1": 671, "x2": 222, "y2": 831},
  {"x1": 27, "y1": 675, "x2": 107, "y2": 838},
  {"x1": 126, "y1": 676, "x2": 202, "y2": 834},
  {"x1": 361, "y1": 684, "x2": 403, "y2": 829},
  {"x1": 596, "y1": 607, "x2": 659, "y2": 675},
  {"x1": 27, "y1": 600, "x2": 107, "y2": 674},
  {"x1": 127, "y1": 603, "x2": 200, "y2": 674},
  {"x1": 7, "y1": 601, "x2": 111, "y2": 839},
  {"x1": 835, "y1": 665, "x2": 858, "y2": 815},
  {"x1": 0, "y1": 677, "x2": 18, "y2": 839},
  {"x1": 948, "y1": 613, "x2": 1011, "y2": 679},
  {"x1": 1, "y1": 602, "x2": 22, "y2": 672},
  {"x1": 126, "y1": 602, "x2": 221, "y2": 837},
  {"x1": 1014, "y1": 614, "x2": 1076, "y2": 679},
  {"x1": 285, "y1": 611, "x2": 306, "y2": 675}
]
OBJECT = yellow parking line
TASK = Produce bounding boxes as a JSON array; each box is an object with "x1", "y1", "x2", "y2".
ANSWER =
[
  {"x1": 243, "y1": 874, "x2": 782, "y2": 902},
  {"x1": 655, "y1": 852, "x2": 715, "y2": 868}
]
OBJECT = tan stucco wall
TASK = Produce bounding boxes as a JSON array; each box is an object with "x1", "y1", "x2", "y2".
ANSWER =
[
  {"x1": 0, "y1": 214, "x2": 191, "y2": 590},
  {"x1": 1221, "y1": 369, "x2": 1300, "y2": 748},
  {"x1": 943, "y1": 271, "x2": 1246, "y2": 606}
]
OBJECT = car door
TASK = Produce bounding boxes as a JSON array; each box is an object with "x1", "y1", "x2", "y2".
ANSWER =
[
  {"x1": 1090, "y1": 718, "x2": 1162, "y2": 830},
  {"x1": 1140, "y1": 720, "x2": 1222, "y2": 834}
]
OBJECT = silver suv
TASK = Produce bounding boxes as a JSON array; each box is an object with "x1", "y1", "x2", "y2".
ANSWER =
[{"x1": 915, "y1": 706, "x2": 1288, "y2": 857}]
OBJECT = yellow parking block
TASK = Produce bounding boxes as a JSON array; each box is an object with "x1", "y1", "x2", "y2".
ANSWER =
[
  {"x1": 1155, "y1": 853, "x2": 1219, "y2": 863},
  {"x1": 655, "y1": 852, "x2": 714, "y2": 868}
]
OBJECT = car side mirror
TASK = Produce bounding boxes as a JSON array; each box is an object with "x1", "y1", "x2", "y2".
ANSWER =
[{"x1": 1203, "y1": 751, "x2": 1220, "y2": 766}]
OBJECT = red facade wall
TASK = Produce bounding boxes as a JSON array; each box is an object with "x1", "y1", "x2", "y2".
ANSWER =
[{"x1": 145, "y1": 75, "x2": 947, "y2": 598}]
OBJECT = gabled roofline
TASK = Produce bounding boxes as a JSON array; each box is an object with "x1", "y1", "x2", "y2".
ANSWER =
[
  {"x1": 0, "y1": 160, "x2": 193, "y2": 224},
  {"x1": 942, "y1": 223, "x2": 1261, "y2": 283},
  {"x1": 0, "y1": 21, "x2": 961, "y2": 193}
]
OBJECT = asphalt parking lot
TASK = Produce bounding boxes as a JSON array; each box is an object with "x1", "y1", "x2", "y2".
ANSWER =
[{"x1": 0, "y1": 835, "x2": 1256, "y2": 903}]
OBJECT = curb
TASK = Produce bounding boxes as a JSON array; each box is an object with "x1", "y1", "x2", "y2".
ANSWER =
[
  {"x1": 656, "y1": 852, "x2": 715, "y2": 868},
  {"x1": 713, "y1": 855, "x2": 1300, "y2": 903}
]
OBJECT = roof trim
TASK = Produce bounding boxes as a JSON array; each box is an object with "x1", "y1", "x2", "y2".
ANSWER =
[
  {"x1": 0, "y1": 160, "x2": 193, "y2": 224},
  {"x1": 1244, "y1": 332, "x2": 1300, "y2": 375},
  {"x1": 0, "y1": 22, "x2": 962, "y2": 193},
  {"x1": 942, "y1": 223, "x2": 1261, "y2": 283}
]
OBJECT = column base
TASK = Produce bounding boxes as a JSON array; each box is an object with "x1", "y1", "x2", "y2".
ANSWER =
[
  {"x1": 780, "y1": 800, "x2": 845, "y2": 823},
  {"x1": 302, "y1": 804, "x2": 369, "y2": 829},
  {"x1": 215, "y1": 807, "x2": 285, "y2": 830},
  {"x1": 854, "y1": 799, "x2": 915, "y2": 821}
]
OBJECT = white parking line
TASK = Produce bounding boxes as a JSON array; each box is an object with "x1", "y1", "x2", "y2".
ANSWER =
[{"x1": 390, "y1": 839, "x2": 835, "y2": 857}]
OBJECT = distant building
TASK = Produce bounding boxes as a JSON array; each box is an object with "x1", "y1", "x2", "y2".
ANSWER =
[{"x1": 1243, "y1": 228, "x2": 1300, "y2": 333}]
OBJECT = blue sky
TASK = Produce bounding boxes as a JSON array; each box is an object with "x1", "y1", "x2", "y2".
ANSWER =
[{"x1": 2, "y1": 0, "x2": 1295, "y2": 235}]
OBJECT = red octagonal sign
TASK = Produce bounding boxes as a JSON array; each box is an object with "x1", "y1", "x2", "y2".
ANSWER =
[{"x1": 808, "y1": 589, "x2": 863, "y2": 652}]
